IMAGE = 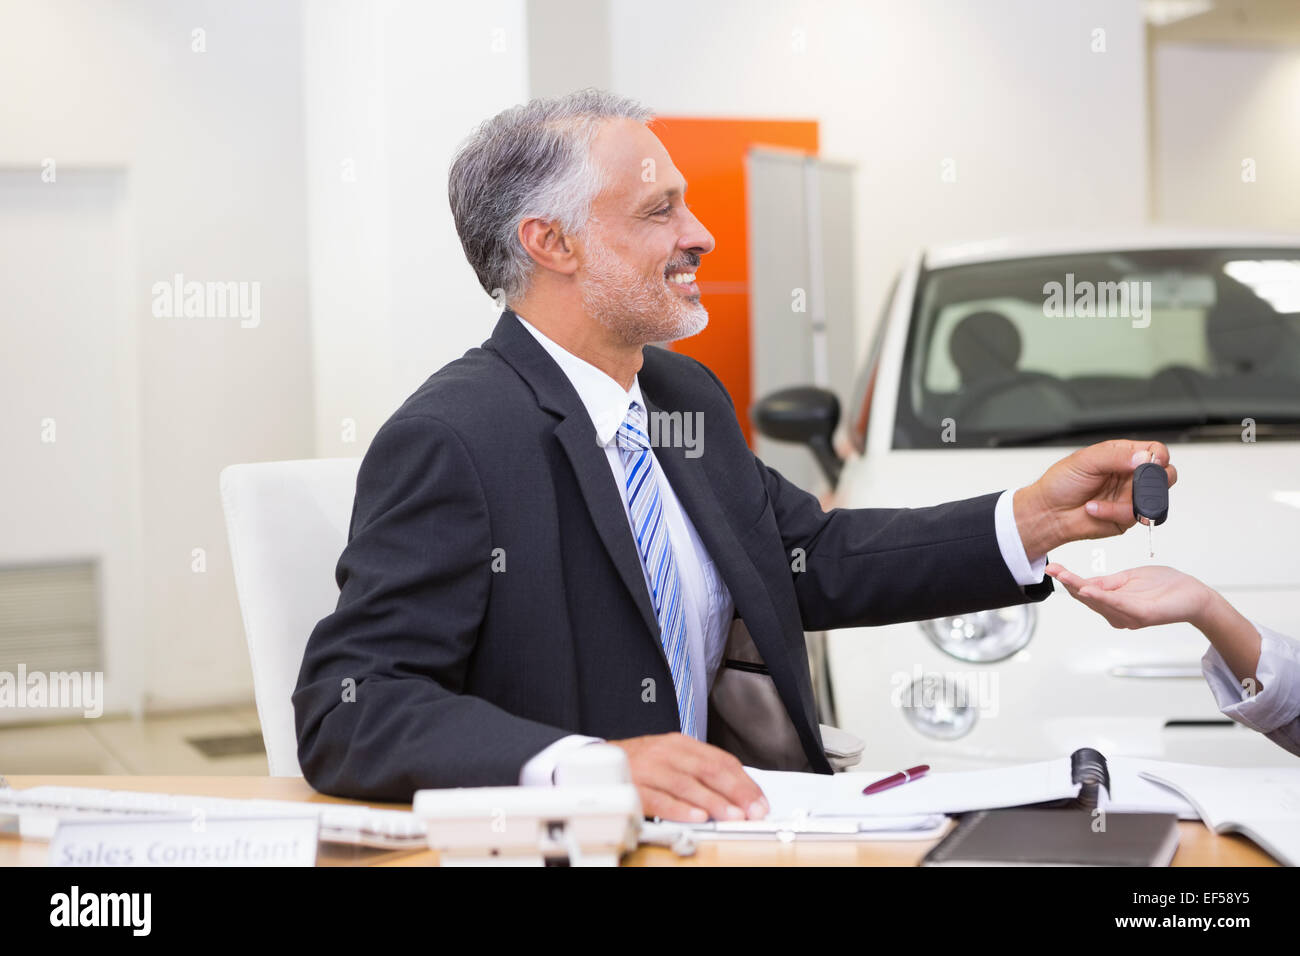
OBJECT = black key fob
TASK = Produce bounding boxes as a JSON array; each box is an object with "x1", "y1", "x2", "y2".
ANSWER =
[{"x1": 1132, "y1": 461, "x2": 1169, "y2": 526}]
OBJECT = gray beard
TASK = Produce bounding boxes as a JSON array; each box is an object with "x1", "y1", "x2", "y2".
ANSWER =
[{"x1": 580, "y1": 241, "x2": 709, "y2": 347}]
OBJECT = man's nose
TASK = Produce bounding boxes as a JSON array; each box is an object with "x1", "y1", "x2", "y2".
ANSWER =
[{"x1": 680, "y1": 207, "x2": 715, "y2": 257}]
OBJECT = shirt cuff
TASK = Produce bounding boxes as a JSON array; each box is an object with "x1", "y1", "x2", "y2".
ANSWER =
[
  {"x1": 1201, "y1": 622, "x2": 1300, "y2": 735},
  {"x1": 994, "y1": 488, "x2": 1047, "y2": 587},
  {"x1": 518, "y1": 734, "x2": 605, "y2": 786}
]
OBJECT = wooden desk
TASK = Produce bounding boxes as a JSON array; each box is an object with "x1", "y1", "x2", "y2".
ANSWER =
[{"x1": 0, "y1": 775, "x2": 1278, "y2": 867}]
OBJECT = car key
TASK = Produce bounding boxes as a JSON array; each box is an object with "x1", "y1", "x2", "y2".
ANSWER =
[{"x1": 1132, "y1": 460, "x2": 1169, "y2": 557}]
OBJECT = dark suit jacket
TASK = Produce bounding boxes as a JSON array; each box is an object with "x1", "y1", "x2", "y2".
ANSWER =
[{"x1": 293, "y1": 309, "x2": 1053, "y2": 800}]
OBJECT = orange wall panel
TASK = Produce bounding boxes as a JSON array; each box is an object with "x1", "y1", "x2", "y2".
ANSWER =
[{"x1": 650, "y1": 118, "x2": 819, "y2": 445}]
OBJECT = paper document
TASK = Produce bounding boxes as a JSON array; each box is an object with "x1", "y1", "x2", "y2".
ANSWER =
[
  {"x1": 748, "y1": 760, "x2": 1074, "y2": 818},
  {"x1": 685, "y1": 813, "x2": 949, "y2": 841},
  {"x1": 1102, "y1": 758, "x2": 1199, "y2": 819},
  {"x1": 1138, "y1": 763, "x2": 1300, "y2": 866},
  {"x1": 743, "y1": 759, "x2": 1199, "y2": 820}
]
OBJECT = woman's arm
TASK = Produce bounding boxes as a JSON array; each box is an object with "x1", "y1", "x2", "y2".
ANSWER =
[
  {"x1": 1191, "y1": 585, "x2": 1263, "y2": 695},
  {"x1": 1047, "y1": 563, "x2": 1300, "y2": 757},
  {"x1": 1045, "y1": 563, "x2": 1264, "y2": 680}
]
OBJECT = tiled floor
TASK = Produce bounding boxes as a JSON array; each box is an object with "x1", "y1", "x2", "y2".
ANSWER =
[{"x1": 0, "y1": 706, "x2": 269, "y2": 776}]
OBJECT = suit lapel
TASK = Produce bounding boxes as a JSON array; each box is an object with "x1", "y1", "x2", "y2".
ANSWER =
[
  {"x1": 486, "y1": 311, "x2": 665, "y2": 656},
  {"x1": 640, "y1": 390, "x2": 771, "y2": 638},
  {"x1": 552, "y1": 416, "x2": 664, "y2": 647},
  {"x1": 641, "y1": 388, "x2": 824, "y2": 762}
]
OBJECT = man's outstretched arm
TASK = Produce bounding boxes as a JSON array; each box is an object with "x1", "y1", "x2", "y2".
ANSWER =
[
  {"x1": 754, "y1": 459, "x2": 1049, "y2": 631},
  {"x1": 752, "y1": 440, "x2": 1175, "y2": 632}
]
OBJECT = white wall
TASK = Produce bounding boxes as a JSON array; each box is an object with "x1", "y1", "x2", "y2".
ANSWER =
[
  {"x1": 1154, "y1": 43, "x2": 1300, "y2": 231},
  {"x1": 605, "y1": 0, "x2": 1149, "y2": 349},
  {"x1": 0, "y1": 0, "x2": 534, "y2": 716},
  {"x1": 527, "y1": 0, "x2": 611, "y2": 98},
  {"x1": 303, "y1": 0, "x2": 531, "y2": 458},
  {"x1": 0, "y1": 169, "x2": 137, "y2": 721},
  {"x1": 0, "y1": 0, "x2": 313, "y2": 711}
]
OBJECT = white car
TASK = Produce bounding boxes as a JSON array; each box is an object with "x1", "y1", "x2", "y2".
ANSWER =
[{"x1": 754, "y1": 231, "x2": 1300, "y2": 769}]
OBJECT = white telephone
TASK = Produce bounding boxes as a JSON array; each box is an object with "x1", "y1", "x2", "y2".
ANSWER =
[{"x1": 414, "y1": 744, "x2": 694, "y2": 866}]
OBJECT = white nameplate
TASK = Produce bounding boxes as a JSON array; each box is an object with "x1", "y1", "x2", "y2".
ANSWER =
[{"x1": 49, "y1": 815, "x2": 319, "y2": 867}]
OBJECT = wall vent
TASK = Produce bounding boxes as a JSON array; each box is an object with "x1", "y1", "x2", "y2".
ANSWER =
[{"x1": 0, "y1": 561, "x2": 102, "y2": 675}]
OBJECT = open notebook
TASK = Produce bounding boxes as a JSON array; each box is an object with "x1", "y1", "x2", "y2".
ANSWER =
[
  {"x1": 684, "y1": 750, "x2": 1300, "y2": 862},
  {"x1": 743, "y1": 748, "x2": 1199, "y2": 821},
  {"x1": 685, "y1": 748, "x2": 1206, "y2": 841},
  {"x1": 686, "y1": 749, "x2": 1201, "y2": 842},
  {"x1": 1137, "y1": 763, "x2": 1300, "y2": 867}
]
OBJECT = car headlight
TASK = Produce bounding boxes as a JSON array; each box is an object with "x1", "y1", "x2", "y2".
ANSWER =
[
  {"x1": 900, "y1": 675, "x2": 978, "y2": 739},
  {"x1": 919, "y1": 605, "x2": 1035, "y2": 663}
]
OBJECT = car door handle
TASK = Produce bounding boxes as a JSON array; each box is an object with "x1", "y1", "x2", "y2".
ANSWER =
[{"x1": 1108, "y1": 664, "x2": 1203, "y2": 679}]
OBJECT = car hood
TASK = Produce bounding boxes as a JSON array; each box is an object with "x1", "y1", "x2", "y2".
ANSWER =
[{"x1": 840, "y1": 442, "x2": 1300, "y2": 590}]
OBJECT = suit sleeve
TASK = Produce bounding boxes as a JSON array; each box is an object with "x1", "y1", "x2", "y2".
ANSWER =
[
  {"x1": 694, "y1": 357, "x2": 1052, "y2": 631},
  {"x1": 293, "y1": 413, "x2": 570, "y2": 800},
  {"x1": 754, "y1": 457, "x2": 1053, "y2": 630}
]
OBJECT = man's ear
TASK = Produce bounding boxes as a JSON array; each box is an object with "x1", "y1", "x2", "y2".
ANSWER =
[{"x1": 518, "y1": 217, "x2": 579, "y2": 278}]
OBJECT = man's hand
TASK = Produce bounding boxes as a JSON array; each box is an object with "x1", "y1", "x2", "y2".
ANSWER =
[
  {"x1": 1013, "y1": 440, "x2": 1178, "y2": 563},
  {"x1": 608, "y1": 733, "x2": 770, "y2": 823},
  {"x1": 1046, "y1": 563, "x2": 1210, "y2": 629}
]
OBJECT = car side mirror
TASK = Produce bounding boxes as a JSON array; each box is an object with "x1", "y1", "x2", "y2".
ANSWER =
[{"x1": 751, "y1": 386, "x2": 843, "y2": 486}]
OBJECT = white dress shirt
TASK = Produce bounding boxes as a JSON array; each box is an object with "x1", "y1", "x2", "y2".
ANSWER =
[
  {"x1": 514, "y1": 313, "x2": 1046, "y2": 784},
  {"x1": 1201, "y1": 622, "x2": 1300, "y2": 757}
]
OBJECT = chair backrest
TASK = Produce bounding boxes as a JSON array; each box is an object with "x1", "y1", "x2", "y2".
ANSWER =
[{"x1": 219, "y1": 458, "x2": 361, "y2": 776}]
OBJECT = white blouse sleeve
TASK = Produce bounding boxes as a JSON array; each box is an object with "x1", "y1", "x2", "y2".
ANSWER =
[{"x1": 1201, "y1": 622, "x2": 1300, "y2": 758}]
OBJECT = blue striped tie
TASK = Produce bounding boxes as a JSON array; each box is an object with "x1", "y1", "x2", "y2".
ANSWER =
[{"x1": 617, "y1": 401, "x2": 697, "y2": 739}]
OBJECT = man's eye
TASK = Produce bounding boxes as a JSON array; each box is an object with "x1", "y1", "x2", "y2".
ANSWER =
[{"x1": 653, "y1": 205, "x2": 672, "y2": 216}]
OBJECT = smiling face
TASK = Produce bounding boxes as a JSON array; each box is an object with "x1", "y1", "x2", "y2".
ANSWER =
[{"x1": 577, "y1": 118, "x2": 716, "y2": 346}]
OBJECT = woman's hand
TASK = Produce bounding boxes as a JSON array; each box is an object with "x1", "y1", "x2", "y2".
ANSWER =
[
  {"x1": 1047, "y1": 562, "x2": 1264, "y2": 693},
  {"x1": 1045, "y1": 563, "x2": 1212, "y2": 629}
]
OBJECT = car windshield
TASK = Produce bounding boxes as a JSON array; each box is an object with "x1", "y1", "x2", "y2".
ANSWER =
[{"x1": 893, "y1": 247, "x2": 1300, "y2": 448}]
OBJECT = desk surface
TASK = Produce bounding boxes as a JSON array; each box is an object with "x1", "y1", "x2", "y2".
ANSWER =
[{"x1": 0, "y1": 775, "x2": 1278, "y2": 867}]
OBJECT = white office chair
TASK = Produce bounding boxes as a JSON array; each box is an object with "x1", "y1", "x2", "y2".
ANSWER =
[{"x1": 219, "y1": 457, "x2": 361, "y2": 776}]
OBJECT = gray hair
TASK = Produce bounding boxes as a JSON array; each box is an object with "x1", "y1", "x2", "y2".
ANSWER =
[{"x1": 448, "y1": 88, "x2": 654, "y2": 304}]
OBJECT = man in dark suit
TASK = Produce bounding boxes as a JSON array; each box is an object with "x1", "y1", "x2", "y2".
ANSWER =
[{"x1": 293, "y1": 90, "x2": 1177, "y2": 821}]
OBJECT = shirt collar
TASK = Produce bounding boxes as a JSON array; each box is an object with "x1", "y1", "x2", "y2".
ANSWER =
[{"x1": 514, "y1": 312, "x2": 644, "y2": 446}]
